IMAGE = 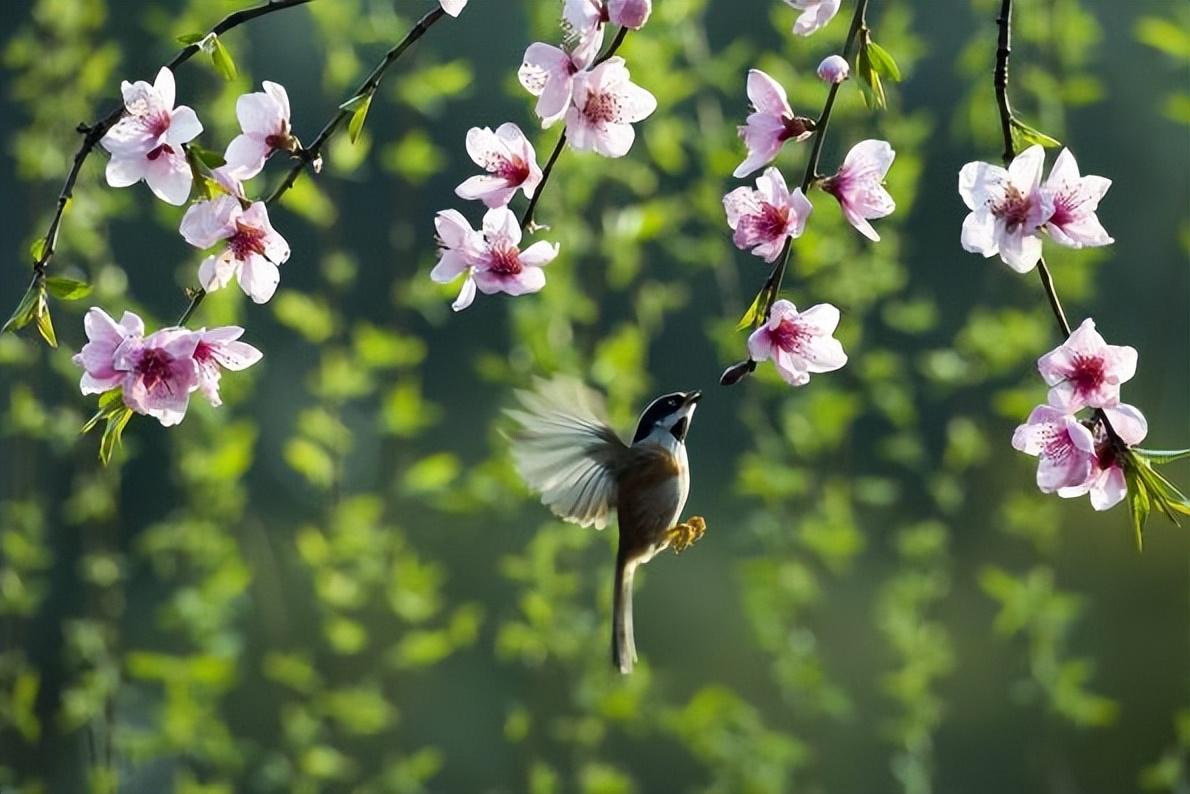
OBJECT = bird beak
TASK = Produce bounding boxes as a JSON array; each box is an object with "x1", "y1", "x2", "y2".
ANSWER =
[{"x1": 684, "y1": 390, "x2": 702, "y2": 406}]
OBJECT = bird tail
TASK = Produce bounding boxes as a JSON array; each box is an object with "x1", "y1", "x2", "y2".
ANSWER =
[{"x1": 612, "y1": 549, "x2": 638, "y2": 675}]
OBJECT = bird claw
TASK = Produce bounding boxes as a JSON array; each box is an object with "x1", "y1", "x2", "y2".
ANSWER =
[{"x1": 667, "y1": 516, "x2": 706, "y2": 554}]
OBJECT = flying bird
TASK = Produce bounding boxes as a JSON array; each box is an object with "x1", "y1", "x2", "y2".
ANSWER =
[{"x1": 507, "y1": 377, "x2": 705, "y2": 674}]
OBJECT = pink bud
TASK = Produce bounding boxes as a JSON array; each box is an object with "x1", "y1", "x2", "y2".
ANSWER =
[
  {"x1": 608, "y1": 0, "x2": 652, "y2": 29},
  {"x1": 817, "y1": 55, "x2": 849, "y2": 84}
]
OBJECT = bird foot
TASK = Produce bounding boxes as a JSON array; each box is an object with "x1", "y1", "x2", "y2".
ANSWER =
[{"x1": 667, "y1": 516, "x2": 706, "y2": 554}]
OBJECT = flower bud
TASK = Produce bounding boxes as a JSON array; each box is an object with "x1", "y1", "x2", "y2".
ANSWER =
[
  {"x1": 608, "y1": 0, "x2": 652, "y2": 29},
  {"x1": 719, "y1": 359, "x2": 756, "y2": 387},
  {"x1": 817, "y1": 54, "x2": 850, "y2": 84}
]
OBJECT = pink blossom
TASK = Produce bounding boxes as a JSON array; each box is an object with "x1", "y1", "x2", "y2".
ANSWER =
[
  {"x1": 439, "y1": 0, "x2": 468, "y2": 15},
  {"x1": 112, "y1": 328, "x2": 201, "y2": 427},
  {"x1": 747, "y1": 299, "x2": 847, "y2": 386},
  {"x1": 1042, "y1": 148, "x2": 1113, "y2": 249},
  {"x1": 1037, "y1": 318, "x2": 1137, "y2": 411},
  {"x1": 1011, "y1": 404, "x2": 1095, "y2": 493},
  {"x1": 958, "y1": 144, "x2": 1054, "y2": 273},
  {"x1": 430, "y1": 209, "x2": 484, "y2": 311},
  {"x1": 566, "y1": 57, "x2": 657, "y2": 158},
  {"x1": 456, "y1": 123, "x2": 543, "y2": 208},
  {"x1": 192, "y1": 326, "x2": 263, "y2": 407},
  {"x1": 817, "y1": 55, "x2": 850, "y2": 84},
  {"x1": 733, "y1": 69, "x2": 814, "y2": 179},
  {"x1": 784, "y1": 0, "x2": 841, "y2": 36},
  {"x1": 431, "y1": 208, "x2": 558, "y2": 311},
  {"x1": 821, "y1": 139, "x2": 896, "y2": 242},
  {"x1": 101, "y1": 67, "x2": 203, "y2": 205},
  {"x1": 72, "y1": 307, "x2": 145, "y2": 395},
  {"x1": 723, "y1": 167, "x2": 813, "y2": 262},
  {"x1": 223, "y1": 81, "x2": 295, "y2": 181},
  {"x1": 608, "y1": 0, "x2": 652, "y2": 28},
  {"x1": 564, "y1": 0, "x2": 608, "y2": 36},
  {"x1": 1057, "y1": 404, "x2": 1147, "y2": 511},
  {"x1": 179, "y1": 196, "x2": 291, "y2": 304},
  {"x1": 518, "y1": 31, "x2": 603, "y2": 128}
]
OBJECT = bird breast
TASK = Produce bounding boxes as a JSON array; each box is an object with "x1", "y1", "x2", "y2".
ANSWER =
[{"x1": 615, "y1": 442, "x2": 690, "y2": 556}]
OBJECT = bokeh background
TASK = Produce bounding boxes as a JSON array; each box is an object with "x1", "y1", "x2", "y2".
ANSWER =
[{"x1": 1, "y1": 0, "x2": 1188, "y2": 792}]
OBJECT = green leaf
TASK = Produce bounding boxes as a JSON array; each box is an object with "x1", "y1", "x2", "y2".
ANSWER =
[
  {"x1": 339, "y1": 93, "x2": 371, "y2": 113},
  {"x1": 1010, "y1": 118, "x2": 1061, "y2": 149},
  {"x1": 855, "y1": 45, "x2": 886, "y2": 110},
  {"x1": 29, "y1": 238, "x2": 47, "y2": 263},
  {"x1": 211, "y1": 38, "x2": 237, "y2": 81},
  {"x1": 34, "y1": 292, "x2": 56, "y2": 348},
  {"x1": 1133, "y1": 447, "x2": 1190, "y2": 466},
  {"x1": 99, "y1": 407, "x2": 134, "y2": 465},
  {"x1": 2, "y1": 283, "x2": 40, "y2": 335},
  {"x1": 82, "y1": 389, "x2": 126, "y2": 434},
  {"x1": 1135, "y1": 17, "x2": 1190, "y2": 59},
  {"x1": 346, "y1": 94, "x2": 373, "y2": 144},
  {"x1": 736, "y1": 290, "x2": 767, "y2": 331},
  {"x1": 865, "y1": 41, "x2": 902, "y2": 82},
  {"x1": 188, "y1": 144, "x2": 226, "y2": 170},
  {"x1": 1124, "y1": 464, "x2": 1150, "y2": 551},
  {"x1": 45, "y1": 276, "x2": 92, "y2": 301},
  {"x1": 176, "y1": 32, "x2": 206, "y2": 45}
]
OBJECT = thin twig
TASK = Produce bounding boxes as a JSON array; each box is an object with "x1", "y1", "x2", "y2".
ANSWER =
[
  {"x1": 754, "y1": 0, "x2": 871, "y2": 326},
  {"x1": 176, "y1": 6, "x2": 448, "y2": 326},
  {"x1": 28, "y1": 0, "x2": 315, "y2": 283},
  {"x1": 517, "y1": 24, "x2": 631, "y2": 231}
]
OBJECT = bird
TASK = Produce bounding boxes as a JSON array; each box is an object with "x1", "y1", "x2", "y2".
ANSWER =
[{"x1": 506, "y1": 377, "x2": 706, "y2": 674}]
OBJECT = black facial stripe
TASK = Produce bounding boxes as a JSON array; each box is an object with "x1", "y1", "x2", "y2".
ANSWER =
[
  {"x1": 632, "y1": 391, "x2": 687, "y2": 443},
  {"x1": 670, "y1": 416, "x2": 689, "y2": 442}
]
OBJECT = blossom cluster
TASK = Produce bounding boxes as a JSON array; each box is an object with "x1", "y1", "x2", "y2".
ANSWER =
[
  {"x1": 431, "y1": 0, "x2": 657, "y2": 311},
  {"x1": 723, "y1": 8, "x2": 895, "y2": 388},
  {"x1": 76, "y1": 67, "x2": 300, "y2": 427},
  {"x1": 959, "y1": 145, "x2": 1113, "y2": 273},
  {"x1": 74, "y1": 307, "x2": 261, "y2": 427},
  {"x1": 1012, "y1": 320, "x2": 1144, "y2": 511}
]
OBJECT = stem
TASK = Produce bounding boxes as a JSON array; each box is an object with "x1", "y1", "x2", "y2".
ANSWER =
[
  {"x1": 994, "y1": 0, "x2": 1118, "y2": 446},
  {"x1": 177, "y1": 6, "x2": 447, "y2": 325},
  {"x1": 28, "y1": 0, "x2": 315, "y2": 280},
  {"x1": 518, "y1": 24, "x2": 630, "y2": 231},
  {"x1": 753, "y1": 0, "x2": 870, "y2": 326}
]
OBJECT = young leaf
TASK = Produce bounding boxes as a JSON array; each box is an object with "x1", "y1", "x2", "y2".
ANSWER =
[
  {"x1": 176, "y1": 32, "x2": 206, "y2": 45},
  {"x1": 346, "y1": 94, "x2": 373, "y2": 144},
  {"x1": 2, "y1": 283, "x2": 40, "y2": 334},
  {"x1": 34, "y1": 292, "x2": 57, "y2": 348},
  {"x1": 1133, "y1": 447, "x2": 1190, "y2": 466},
  {"x1": 865, "y1": 41, "x2": 902, "y2": 82},
  {"x1": 29, "y1": 238, "x2": 47, "y2": 263},
  {"x1": 211, "y1": 38, "x2": 237, "y2": 81},
  {"x1": 45, "y1": 276, "x2": 92, "y2": 301},
  {"x1": 82, "y1": 389, "x2": 126, "y2": 434},
  {"x1": 1124, "y1": 464, "x2": 1150, "y2": 551},
  {"x1": 339, "y1": 93, "x2": 371, "y2": 113},
  {"x1": 189, "y1": 144, "x2": 227, "y2": 170},
  {"x1": 1011, "y1": 118, "x2": 1061, "y2": 149},
  {"x1": 736, "y1": 289, "x2": 767, "y2": 331},
  {"x1": 99, "y1": 407, "x2": 134, "y2": 465},
  {"x1": 855, "y1": 45, "x2": 886, "y2": 110}
]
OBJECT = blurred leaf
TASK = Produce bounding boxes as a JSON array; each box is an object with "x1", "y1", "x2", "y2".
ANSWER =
[
  {"x1": 211, "y1": 38, "x2": 237, "y2": 81},
  {"x1": 1134, "y1": 448, "x2": 1190, "y2": 466},
  {"x1": 1135, "y1": 16, "x2": 1190, "y2": 59},
  {"x1": 866, "y1": 40, "x2": 902, "y2": 81},
  {"x1": 45, "y1": 276, "x2": 92, "y2": 300},
  {"x1": 1010, "y1": 117, "x2": 1061, "y2": 149}
]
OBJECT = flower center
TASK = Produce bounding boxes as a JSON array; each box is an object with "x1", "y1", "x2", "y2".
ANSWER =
[
  {"x1": 742, "y1": 202, "x2": 790, "y2": 241},
  {"x1": 229, "y1": 223, "x2": 268, "y2": 260},
  {"x1": 1049, "y1": 189, "x2": 1085, "y2": 229},
  {"x1": 583, "y1": 91, "x2": 621, "y2": 124},
  {"x1": 488, "y1": 246, "x2": 523, "y2": 276},
  {"x1": 991, "y1": 185, "x2": 1035, "y2": 232},
  {"x1": 137, "y1": 348, "x2": 176, "y2": 393},
  {"x1": 779, "y1": 115, "x2": 814, "y2": 142},
  {"x1": 146, "y1": 143, "x2": 174, "y2": 161},
  {"x1": 1067, "y1": 353, "x2": 1106, "y2": 396},
  {"x1": 1040, "y1": 424, "x2": 1074, "y2": 462},
  {"x1": 770, "y1": 318, "x2": 808, "y2": 354},
  {"x1": 496, "y1": 156, "x2": 530, "y2": 184}
]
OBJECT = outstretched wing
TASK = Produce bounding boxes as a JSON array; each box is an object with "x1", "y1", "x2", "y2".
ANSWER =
[{"x1": 506, "y1": 377, "x2": 627, "y2": 529}]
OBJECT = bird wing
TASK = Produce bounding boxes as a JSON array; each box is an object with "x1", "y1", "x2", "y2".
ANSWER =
[{"x1": 506, "y1": 377, "x2": 627, "y2": 530}]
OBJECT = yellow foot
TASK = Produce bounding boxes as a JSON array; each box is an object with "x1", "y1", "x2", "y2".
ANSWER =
[{"x1": 667, "y1": 516, "x2": 706, "y2": 554}]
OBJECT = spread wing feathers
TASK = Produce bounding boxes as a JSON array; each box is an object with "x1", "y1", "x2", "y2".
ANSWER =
[{"x1": 506, "y1": 377, "x2": 627, "y2": 530}]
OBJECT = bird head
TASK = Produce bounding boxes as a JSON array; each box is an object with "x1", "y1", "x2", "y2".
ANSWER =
[{"x1": 631, "y1": 390, "x2": 702, "y2": 445}]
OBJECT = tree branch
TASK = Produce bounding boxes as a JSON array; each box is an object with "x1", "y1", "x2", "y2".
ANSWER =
[{"x1": 177, "y1": 6, "x2": 448, "y2": 326}]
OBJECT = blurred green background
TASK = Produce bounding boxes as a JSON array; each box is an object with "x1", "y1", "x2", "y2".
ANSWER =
[{"x1": 1, "y1": 0, "x2": 1188, "y2": 792}]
